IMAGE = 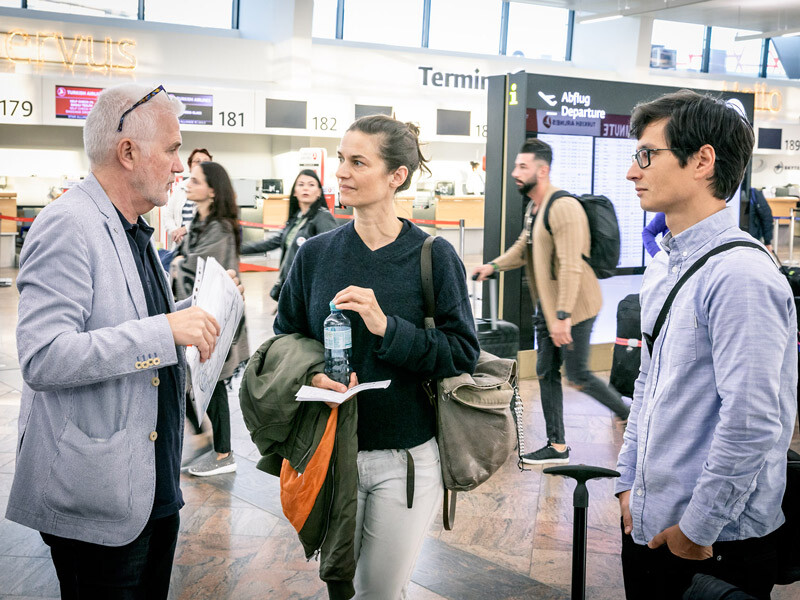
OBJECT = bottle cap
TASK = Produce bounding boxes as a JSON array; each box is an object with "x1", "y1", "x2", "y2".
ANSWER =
[{"x1": 329, "y1": 300, "x2": 339, "y2": 312}]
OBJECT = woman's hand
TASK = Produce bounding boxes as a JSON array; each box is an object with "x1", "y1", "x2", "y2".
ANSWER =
[
  {"x1": 311, "y1": 371, "x2": 359, "y2": 408},
  {"x1": 332, "y1": 286, "x2": 387, "y2": 337},
  {"x1": 171, "y1": 226, "x2": 187, "y2": 244}
]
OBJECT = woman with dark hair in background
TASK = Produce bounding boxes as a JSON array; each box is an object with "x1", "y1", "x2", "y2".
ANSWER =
[
  {"x1": 172, "y1": 161, "x2": 249, "y2": 476},
  {"x1": 165, "y1": 147, "x2": 213, "y2": 248},
  {"x1": 241, "y1": 169, "x2": 337, "y2": 301},
  {"x1": 274, "y1": 115, "x2": 479, "y2": 598}
]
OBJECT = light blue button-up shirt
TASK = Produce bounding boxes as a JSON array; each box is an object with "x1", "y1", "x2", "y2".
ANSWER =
[{"x1": 615, "y1": 208, "x2": 797, "y2": 547}]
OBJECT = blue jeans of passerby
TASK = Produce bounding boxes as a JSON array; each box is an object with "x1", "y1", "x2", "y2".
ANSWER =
[
  {"x1": 41, "y1": 512, "x2": 180, "y2": 600},
  {"x1": 353, "y1": 437, "x2": 442, "y2": 599},
  {"x1": 534, "y1": 310, "x2": 630, "y2": 445}
]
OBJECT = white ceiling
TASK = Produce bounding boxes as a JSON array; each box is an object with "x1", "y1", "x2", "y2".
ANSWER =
[{"x1": 521, "y1": 0, "x2": 800, "y2": 33}]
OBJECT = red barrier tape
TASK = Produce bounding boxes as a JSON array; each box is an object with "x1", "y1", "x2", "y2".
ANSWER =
[
  {"x1": 0, "y1": 214, "x2": 35, "y2": 222},
  {"x1": 238, "y1": 220, "x2": 284, "y2": 229}
]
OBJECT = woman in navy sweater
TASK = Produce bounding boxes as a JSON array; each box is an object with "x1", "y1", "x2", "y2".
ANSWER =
[{"x1": 275, "y1": 114, "x2": 479, "y2": 598}]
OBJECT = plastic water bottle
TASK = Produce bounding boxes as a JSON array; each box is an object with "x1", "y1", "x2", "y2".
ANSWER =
[{"x1": 324, "y1": 301, "x2": 352, "y2": 385}]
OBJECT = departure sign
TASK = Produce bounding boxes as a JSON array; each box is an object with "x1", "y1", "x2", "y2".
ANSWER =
[{"x1": 55, "y1": 85, "x2": 102, "y2": 119}]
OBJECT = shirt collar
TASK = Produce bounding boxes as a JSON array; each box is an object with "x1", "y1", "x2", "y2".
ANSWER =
[
  {"x1": 661, "y1": 207, "x2": 736, "y2": 258},
  {"x1": 114, "y1": 205, "x2": 154, "y2": 254}
]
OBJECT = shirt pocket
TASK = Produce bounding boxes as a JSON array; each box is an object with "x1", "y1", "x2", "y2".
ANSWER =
[{"x1": 664, "y1": 307, "x2": 697, "y2": 366}]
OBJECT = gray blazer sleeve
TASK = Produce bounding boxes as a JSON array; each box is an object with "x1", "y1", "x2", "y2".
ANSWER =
[{"x1": 16, "y1": 203, "x2": 178, "y2": 392}]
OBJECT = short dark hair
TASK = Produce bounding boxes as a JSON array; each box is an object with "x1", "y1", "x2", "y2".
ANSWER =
[
  {"x1": 197, "y1": 161, "x2": 240, "y2": 252},
  {"x1": 520, "y1": 138, "x2": 553, "y2": 166},
  {"x1": 346, "y1": 115, "x2": 431, "y2": 193},
  {"x1": 629, "y1": 89, "x2": 754, "y2": 200},
  {"x1": 288, "y1": 169, "x2": 328, "y2": 219}
]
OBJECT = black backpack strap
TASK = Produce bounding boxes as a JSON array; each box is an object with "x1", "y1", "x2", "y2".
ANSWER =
[
  {"x1": 643, "y1": 241, "x2": 774, "y2": 355},
  {"x1": 421, "y1": 236, "x2": 436, "y2": 329},
  {"x1": 543, "y1": 190, "x2": 577, "y2": 235}
]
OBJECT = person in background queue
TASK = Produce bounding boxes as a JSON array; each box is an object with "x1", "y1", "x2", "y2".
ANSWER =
[
  {"x1": 241, "y1": 169, "x2": 338, "y2": 302},
  {"x1": 165, "y1": 147, "x2": 213, "y2": 248},
  {"x1": 172, "y1": 161, "x2": 249, "y2": 477},
  {"x1": 7, "y1": 83, "x2": 243, "y2": 599},
  {"x1": 617, "y1": 89, "x2": 796, "y2": 599}
]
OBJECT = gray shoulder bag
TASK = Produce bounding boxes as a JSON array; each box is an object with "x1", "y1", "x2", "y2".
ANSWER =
[{"x1": 420, "y1": 236, "x2": 523, "y2": 530}]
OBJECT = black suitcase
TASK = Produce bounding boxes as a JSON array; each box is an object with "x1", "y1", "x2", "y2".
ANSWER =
[
  {"x1": 781, "y1": 266, "x2": 800, "y2": 297},
  {"x1": 610, "y1": 293, "x2": 641, "y2": 399},
  {"x1": 472, "y1": 274, "x2": 519, "y2": 360}
]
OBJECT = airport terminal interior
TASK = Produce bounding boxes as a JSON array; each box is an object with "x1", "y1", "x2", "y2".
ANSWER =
[{"x1": 2, "y1": 1, "x2": 800, "y2": 598}]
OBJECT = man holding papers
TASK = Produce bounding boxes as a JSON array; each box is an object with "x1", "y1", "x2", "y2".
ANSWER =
[{"x1": 7, "y1": 83, "x2": 240, "y2": 599}]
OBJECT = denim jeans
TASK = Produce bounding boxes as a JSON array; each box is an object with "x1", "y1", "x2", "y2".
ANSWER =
[
  {"x1": 534, "y1": 311, "x2": 630, "y2": 444},
  {"x1": 353, "y1": 437, "x2": 442, "y2": 599},
  {"x1": 41, "y1": 512, "x2": 180, "y2": 600}
]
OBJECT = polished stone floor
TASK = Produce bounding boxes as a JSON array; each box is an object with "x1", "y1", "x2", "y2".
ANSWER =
[{"x1": 0, "y1": 257, "x2": 798, "y2": 600}]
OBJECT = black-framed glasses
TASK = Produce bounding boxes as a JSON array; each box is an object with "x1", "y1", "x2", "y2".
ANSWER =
[
  {"x1": 631, "y1": 148, "x2": 682, "y2": 169},
  {"x1": 116, "y1": 85, "x2": 168, "y2": 133}
]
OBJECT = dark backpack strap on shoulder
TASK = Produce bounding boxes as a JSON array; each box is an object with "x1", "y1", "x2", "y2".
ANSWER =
[
  {"x1": 643, "y1": 241, "x2": 772, "y2": 355},
  {"x1": 543, "y1": 190, "x2": 577, "y2": 235},
  {"x1": 421, "y1": 236, "x2": 436, "y2": 329}
]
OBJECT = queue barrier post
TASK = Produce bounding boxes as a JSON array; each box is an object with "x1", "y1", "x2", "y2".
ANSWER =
[
  {"x1": 774, "y1": 217, "x2": 781, "y2": 260},
  {"x1": 458, "y1": 219, "x2": 465, "y2": 260},
  {"x1": 791, "y1": 210, "x2": 798, "y2": 264}
]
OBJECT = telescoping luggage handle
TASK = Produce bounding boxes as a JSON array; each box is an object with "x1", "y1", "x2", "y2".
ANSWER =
[
  {"x1": 643, "y1": 241, "x2": 775, "y2": 356},
  {"x1": 471, "y1": 272, "x2": 500, "y2": 330},
  {"x1": 544, "y1": 465, "x2": 620, "y2": 600}
]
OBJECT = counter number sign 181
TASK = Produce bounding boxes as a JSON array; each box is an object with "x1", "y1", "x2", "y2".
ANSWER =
[
  {"x1": 218, "y1": 111, "x2": 244, "y2": 127},
  {"x1": 0, "y1": 99, "x2": 33, "y2": 117}
]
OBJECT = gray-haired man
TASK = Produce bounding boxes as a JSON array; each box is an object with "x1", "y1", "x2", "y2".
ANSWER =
[{"x1": 6, "y1": 83, "x2": 233, "y2": 598}]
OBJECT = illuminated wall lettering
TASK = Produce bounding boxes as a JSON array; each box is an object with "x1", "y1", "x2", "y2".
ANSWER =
[
  {"x1": 0, "y1": 29, "x2": 137, "y2": 72},
  {"x1": 722, "y1": 81, "x2": 782, "y2": 114}
]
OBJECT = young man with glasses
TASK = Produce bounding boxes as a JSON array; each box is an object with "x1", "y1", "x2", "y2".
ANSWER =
[
  {"x1": 616, "y1": 89, "x2": 796, "y2": 599},
  {"x1": 6, "y1": 84, "x2": 238, "y2": 599},
  {"x1": 473, "y1": 138, "x2": 630, "y2": 465}
]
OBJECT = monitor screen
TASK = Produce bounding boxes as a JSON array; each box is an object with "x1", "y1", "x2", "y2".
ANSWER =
[
  {"x1": 171, "y1": 93, "x2": 214, "y2": 126},
  {"x1": 55, "y1": 86, "x2": 103, "y2": 120},
  {"x1": 436, "y1": 109, "x2": 470, "y2": 136},
  {"x1": 355, "y1": 104, "x2": 393, "y2": 119},
  {"x1": 266, "y1": 98, "x2": 307, "y2": 129},
  {"x1": 758, "y1": 127, "x2": 782, "y2": 150}
]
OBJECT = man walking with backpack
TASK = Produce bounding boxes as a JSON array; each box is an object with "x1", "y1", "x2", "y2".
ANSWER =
[
  {"x1": 616, "y1": 90, "x2": 796, "y2": 599},
  {"x1": 474, "y1": 138, "x2": 629, "y2": 465}
]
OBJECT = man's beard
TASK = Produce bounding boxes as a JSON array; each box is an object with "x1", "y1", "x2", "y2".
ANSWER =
[{"x1": 518, "y1": 177, "x2": 537, "y2": 196}]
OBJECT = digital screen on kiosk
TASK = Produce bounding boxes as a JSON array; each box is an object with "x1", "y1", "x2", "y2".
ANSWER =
[
  {"x1": 55, "y1": 86, "x2": 103, "y2": 120},
  {"x1": 529, "y1": 109, "x2": 644, "y2": 268},
  {"x1": 171, "y1": 93, "x2": 213, "y2": 126}
]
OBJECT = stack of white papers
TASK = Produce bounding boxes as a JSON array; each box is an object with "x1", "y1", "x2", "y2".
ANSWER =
[
  {"x1": 295, "y1": 380, "x2": 391, "y2": 404},
  {"x1": 186, "y1": 257, "x2": 245, "y2": 423}
]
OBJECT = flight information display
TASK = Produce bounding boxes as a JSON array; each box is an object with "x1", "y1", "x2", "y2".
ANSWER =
[
  {"x1": 171, "y1": 92, "x2": 213, "y2": 125},
  {"x1": 55, "y1": 85, "x2": 103, "y2": 119},
  {"x1": 531, "y1": 111, "x2": 647, "y2": 270}
]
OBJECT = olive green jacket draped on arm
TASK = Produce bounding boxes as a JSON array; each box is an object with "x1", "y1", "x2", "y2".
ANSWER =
[
  {"x1": 239, "y1": 334, "x2": 358, "y2": 600},
  {"x1": 491, "y1": 186, "x2": 602, "y2": 331}
]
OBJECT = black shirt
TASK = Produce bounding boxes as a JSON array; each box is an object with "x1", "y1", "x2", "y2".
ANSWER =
[{"x1": 114, "y1": 207, "x2": 183, "y2": 519}]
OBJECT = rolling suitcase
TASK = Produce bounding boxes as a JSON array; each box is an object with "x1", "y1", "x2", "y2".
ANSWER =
[
  {"x1": 472, "y1": 273, "x2": 519, "y2": 360},
  {"x1": 610, "y1": 293, "x2": 641, "y2": 399}
]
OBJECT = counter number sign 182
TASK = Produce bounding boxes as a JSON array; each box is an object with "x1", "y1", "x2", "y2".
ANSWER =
[
  {"x1": 311, "y1": 116, "x2": 336, "y2": 131},
  {"x1": 1, "y1": 99, "x2": 33, "y2": 117},
  {"x1": 786, "y1": 139, "x2": 800, "y2": 151},
  {"x1": 219, "y1": 111, "x2": 244, "y2": 127}
]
